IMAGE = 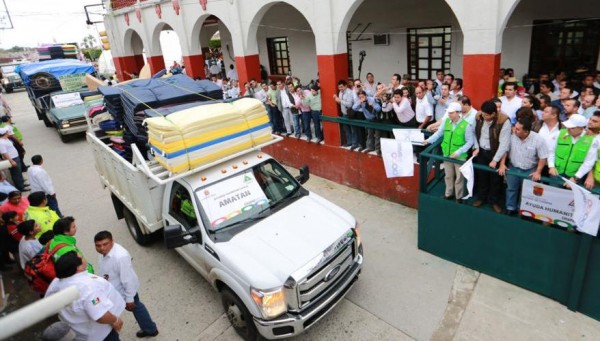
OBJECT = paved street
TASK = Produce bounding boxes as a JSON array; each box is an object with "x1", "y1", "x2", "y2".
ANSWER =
[{"x1": 3, "y1": 89, "x2": 600, "y2": 340}]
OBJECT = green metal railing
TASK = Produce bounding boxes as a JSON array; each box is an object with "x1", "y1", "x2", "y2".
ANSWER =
[{"x1": 418, "y1": 143, "x2": 600, "y2": 321}]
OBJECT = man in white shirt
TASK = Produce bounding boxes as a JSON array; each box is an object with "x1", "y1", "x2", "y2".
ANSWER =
[
  {"x1": 0, "y1": 127, "x2": 26, "y2": 191},
  {"x1": 499, "y1": 82, "x2": 522, "y2": 124},
  {"x1": 46, "y1": 251, "x2": 125, "y2": 341},
  {"x1": 27, "y1": 154, "x2": 61, "y2": 217},
  {"x1": 414, "y1": 85, "x2": 433, "y2": 129},
  {"x1": 537, "y1": 105, "x2": 561, "y2": 152},
  {"x1": 226, "y1": 64, "x2": 238, "y2": 81},
  {"x1": 459, "y1": 95, "x2": 477, "y2": 126},
  {"x1": 95, "y1": 230, "x2": 159, "y2": 338}
]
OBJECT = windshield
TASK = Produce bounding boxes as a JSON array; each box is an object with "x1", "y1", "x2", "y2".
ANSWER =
[
  {"x1": 195, "y1": 159, "x2": 301, "y2": 233},
  {"x1": 51, "y1": 92, "x2": 83, "y2": 109}
]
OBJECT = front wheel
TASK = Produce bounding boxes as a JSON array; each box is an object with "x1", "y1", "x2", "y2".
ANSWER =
[
  {"x1": 122, "y1": 206, "x2": 154, "y2": 245},
  {"x1": 221, "y1": 289, "x2": 259, "y2": 341},
  {"x1": 42, "y1": 114, "x2": 53, "y2": 127}
]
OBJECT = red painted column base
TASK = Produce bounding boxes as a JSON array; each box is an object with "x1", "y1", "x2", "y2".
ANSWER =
[
  {"x1": 235, "y1": 55, "x2": 261, "y2": 90},
  {"x1": 317, "y1": 53, "x2": 348, "y2": 146},
  {"x1": 183, "y1": 54, "x2": 206, "y2": 79},
  {"x1": 463, "y1": 54, "x2": 501, "y2": 109},
  {"x1": 113, "y1": 55, "x2": 142, "y2": 82},
  {"x1": 147, "y1": 55, "x2": 166, "y2": 76}
]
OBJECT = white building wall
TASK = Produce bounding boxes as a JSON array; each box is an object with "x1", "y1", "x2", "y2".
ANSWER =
[
  {"x1": 256, "y1": 4, "x2": 317, "y2": 83},
  {"x1": 502, "y1": 0, "x2": 600, "y2": 78}
]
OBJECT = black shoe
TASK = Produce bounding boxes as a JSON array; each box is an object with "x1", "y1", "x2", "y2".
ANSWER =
[
  {"x1": 506, "y1": 210, "x2": 517, "y2": 216},
  {"x1": 376, "y1": 150, "x2": 382, "y2": 157},
  {"x1": 350, "y1": 145, "x2": 359, "y2": 151},
  {"x1": 456, "y1": 199, "x2": 463, "y2": 204},
  {"x1": 136, "y1": 330, "x2": 159, "y2": 338},
  {"x1": 443, "y1": 195, "x2": 455, "y2": 200},
  {"x1": 362, "y1": 148, "x2": 374, "y2": 154}
]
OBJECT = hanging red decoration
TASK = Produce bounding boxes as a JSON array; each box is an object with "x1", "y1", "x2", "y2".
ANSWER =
[
  {"x1": 135, "y1": 8, "x2": 141, "y2": 23},
  {"x1": 173, "y1": 0, "x2": 180, "y2": 15},
  {"x1": 199, "y1": 0, "x2": 207, "y2": 11},
  {"x1": 155, "y1": 4, "x2": 162, "y2": 19},
  {"x1": 124, "y1": 13, "x2": 130, "y2": 26}
]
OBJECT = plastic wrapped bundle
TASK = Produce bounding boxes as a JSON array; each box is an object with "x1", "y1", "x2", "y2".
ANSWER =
[{"x1": 145, "y1": 98, "x2": 272, "y2": 173}]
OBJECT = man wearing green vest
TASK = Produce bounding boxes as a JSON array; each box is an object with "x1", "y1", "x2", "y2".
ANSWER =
[
  {"x1": 424, "y1": 101, "x2": 474, "y2": 202},
  {"x1": 548, "y1": 114, "x2": 599, "y2": 186},
  {"x1": 49, "y1": 216, "x2": 94, "y2": 273},
  {"x1": 584, "y1": 111, "x2": 600, "y2": 189}
]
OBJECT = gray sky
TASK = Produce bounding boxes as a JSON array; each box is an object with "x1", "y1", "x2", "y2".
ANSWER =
[{"x1": 0, "y1": 0, "x2": 105, "y2": 49}]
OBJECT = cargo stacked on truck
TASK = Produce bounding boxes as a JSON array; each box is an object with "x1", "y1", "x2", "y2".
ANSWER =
[
  {"x1": 86, "y1": 76, "x2": 363, "y2": 340},
  {"x1": 16, "y1": 59, "x2": 96, "y2": 136}
]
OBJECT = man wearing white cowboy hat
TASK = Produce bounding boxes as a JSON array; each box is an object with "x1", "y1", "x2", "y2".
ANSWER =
[
  {"x1": 424, "y1": 101, "x2": 475, "y2": 203},
  {"x1": 548, "y1": 114, "x2": 599, "y2": 185},
  {"x1": 0, "y1": 126, "x2": 26, "y2": 192}
]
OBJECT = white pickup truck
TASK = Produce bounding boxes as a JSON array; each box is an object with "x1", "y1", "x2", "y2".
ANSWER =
[{"x1": 86, "y1": 129, "x2": 363, "y2": 340}]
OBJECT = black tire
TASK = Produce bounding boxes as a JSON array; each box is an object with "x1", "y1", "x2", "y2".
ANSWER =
[
  {"x1": 122, "y1": 206, "x2": 154, "y2": 245},
  {"x1": 221, "y1": 289, "x2": 259, "y2": 341},
  {"x1": 59, "y1": 133, "x2": 71, "y2": 143},
  {"x1": 5, "y1": 87, "x2": 12, "y2": 94},
  {"x1": 35, "y1": 107, "x2": 44, "y2": 120},
  {"x1": 42, "y1": 114, "x2": 53, "y2": 127}
]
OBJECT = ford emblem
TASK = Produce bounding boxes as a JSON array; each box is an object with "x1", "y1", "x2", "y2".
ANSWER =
[{"x1": 324, "y1": 265, "x2": 341, "y2": 282}]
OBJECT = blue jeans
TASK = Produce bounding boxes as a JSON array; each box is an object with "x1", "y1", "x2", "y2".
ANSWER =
[
  {"x1": 47, "y1": 194, "x2": 62, "y2": 217},
  {"x1": 505, "y1": 166, "x2": 535, "y2": 211},
  {"x1": 301, "y1": 111, "x2": 312, "y2": 139},
  {"x1": 342, "y1": 114, "x2": 357, "y2": 146},
  {"x1": 132, "y1": 293, "x2": 158, "y2": 333},
  {"x1": 311, "y1": 110, "x2": 323, "y2": 140},
  {"x1": 292, "y1": 114, "x2": 302, "y2": 137},
  {"x1": 103, "y1": 328, "x2": 120, "y2": 341},
  {"x1": 9, "y1": 157, "x2": 24, "y2": 191}
]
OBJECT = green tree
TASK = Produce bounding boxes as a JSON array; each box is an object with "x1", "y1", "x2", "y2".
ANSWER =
[
  {"x1": 82, "y1": 34, "x2": 97, "y2": 49},
  {"x1": 82, "y1": 47, "x2": 102, "y2": 61},
  {"x1": 208, "y1": 39, "x2": 221, "y2": 49}
]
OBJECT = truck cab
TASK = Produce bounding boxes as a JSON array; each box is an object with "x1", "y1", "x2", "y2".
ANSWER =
[
  {"x1": 47, "y1": 91, "x2": 89, "y2": 142},
  {"x1": 161, "y1": 151, "x2": 363, "y2": 340}
]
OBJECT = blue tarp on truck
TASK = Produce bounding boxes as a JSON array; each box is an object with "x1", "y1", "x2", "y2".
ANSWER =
[{"x1": 16, "y1": 59, "x2": 94, "y2": 86}]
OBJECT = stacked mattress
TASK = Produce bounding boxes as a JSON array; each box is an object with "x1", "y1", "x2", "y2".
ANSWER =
[{"x1": 146, "y1": 98, "x2": 272, "y2": 173}]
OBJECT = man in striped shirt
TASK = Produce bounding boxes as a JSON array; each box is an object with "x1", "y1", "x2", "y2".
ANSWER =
[{"x1": 499, "y1": 117, "x2": 548, "y2": 215}]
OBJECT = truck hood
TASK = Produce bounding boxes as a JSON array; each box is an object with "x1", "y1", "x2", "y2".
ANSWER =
[
  {"x1": 215, "y1": 192, "x2": 355, "y2": 289},
  {"x1": 50, "y1": 104, "x2": 85, "y2": 120}
]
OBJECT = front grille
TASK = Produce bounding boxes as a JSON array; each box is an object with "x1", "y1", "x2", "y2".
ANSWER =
[
  {"x1": 68, "y1": 118, "x2": 88, "y2": 127},
  {"x1": 296, "y1": 237, "x2": 354, "y2": 309}
]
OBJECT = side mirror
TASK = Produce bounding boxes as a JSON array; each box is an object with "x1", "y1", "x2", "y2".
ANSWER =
[
  {"x1": 295, "y1": 165, "x2": 310, "y2": 184},
  {"x1": 164, "y1": 225, "x2": 198, "y2": 249}
]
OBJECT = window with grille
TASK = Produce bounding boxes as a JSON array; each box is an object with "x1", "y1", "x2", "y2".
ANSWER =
[
  {"x1": 407, "y1": 26, "x2": 452, "y2": 81},
  {"x1": 267, "y1": 37, "x2": 291, "y2": 76},
  {"x1": 529, "y1": 19, "x2": 600, "y2": 77}
]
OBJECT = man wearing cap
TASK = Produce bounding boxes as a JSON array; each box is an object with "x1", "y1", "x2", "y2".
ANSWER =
[
  {"x1": 472, "y1": 100, "x2": 511, "y2": 213},
  {"x1": 548, "y1": 114, "x2": 599, "y2": 185},
  {"x1": 584, "y1": 111, "x2": 600, "y2": 189},
  {"x1": 424, "y1": 101, "x2": 475, "y2": 202},
  {"x1": 0, "y1": 127, "x2": 26, "y2": 192}
]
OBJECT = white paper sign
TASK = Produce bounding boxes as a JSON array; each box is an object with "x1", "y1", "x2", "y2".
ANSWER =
[
  {"x1": 563, "y1": 178, "x2": 600, "y2": 236},
  {"x1": 393, "y1": 128, "x2": 425, "y2": 144},
  {"x1": 196, "y1": 170, "x2": 269, "y2": 229},
  {"x1": 459, "y1": 156, "x2": 475, "y2": 199},
  {"x1": 51, "y1": 92, "x2": 83, "y2": 108},
  {"x1": 520, "y1": 180, "x2": 575, "y2": 229},
  {"x1": 381, "y1": 138, "x2": 414, "y2": 178}
]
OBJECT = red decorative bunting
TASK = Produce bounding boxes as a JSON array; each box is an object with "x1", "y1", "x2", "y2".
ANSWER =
[
  {"x1": 124, "y1": 13, "x2": 130, "y2": 26},
  {"x1": 135, "y1": 8, "x2": 141, "y2": 23},
  {"x1": 199, "y1": 0, "x2": 207, "y2": 11},
  {"x1": 155, "y1": 4, "x2": 162, "y2": 19},
  {"x1": 173, "y1": 0, "x2": 180, "y2": 15}
]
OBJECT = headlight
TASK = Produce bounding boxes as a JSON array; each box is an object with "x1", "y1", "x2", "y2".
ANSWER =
[
  {"x1": 250, "y1": 287, "x2": 287, "y2": 319},
  {"x1": 1, "y1": 79, "x2": 7, "y2": 85},
  {"x1": 353, "y1": 222, "x2": 361, "y2": 247},
  {"x1": 61, "y1": 122, "x2": 70, "y2": 128}
]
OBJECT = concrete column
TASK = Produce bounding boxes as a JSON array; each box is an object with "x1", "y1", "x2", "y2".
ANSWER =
[
  {"x1": 147, "y1": 55, "x2": 166, "y2": 75},
  {"x1": 113, "y1": 56, "x2": 142, "y2": 81},
  {"x1": 317, "y1": 53, "x2": 348, "y2": 145},
  {"x1": 235, "y1": 54, "x2": 261, "y2": 89},
  {"x1": 134, "y1": 54, "x2": 145, "y2": 72},
  {"x1": 463, "y1": 54, "x2": 501, "y2": 108},
  {"x1": 183, "y1": 54, "x2": 206, "y2": 79}
]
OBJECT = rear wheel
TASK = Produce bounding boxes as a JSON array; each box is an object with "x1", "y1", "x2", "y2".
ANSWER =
[
  {"x1": 221, "y1": 289, "x2": 259, "y2": 341},
  {"x1": 122, "y1": 206, "x2": 154, "y2": 245}
]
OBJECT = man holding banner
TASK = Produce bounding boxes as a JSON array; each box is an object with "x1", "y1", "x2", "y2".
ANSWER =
[{"x1": 424, "y1": 102, "x2": 474, "y2": 203}]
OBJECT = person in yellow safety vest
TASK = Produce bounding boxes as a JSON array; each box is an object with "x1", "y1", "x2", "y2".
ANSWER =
[
  {"x1": 423, "y1": 101, "x2": 475, "y2": 203},
  {"x1": 548, "y1": 114, "x2": 599, "y2": 186},
  {"x1": 584, "y1": 111, "x2": 600, "y2": 189}
]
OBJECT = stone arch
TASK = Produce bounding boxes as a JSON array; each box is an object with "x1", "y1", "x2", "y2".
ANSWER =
[{"x1": 122, "y1": 28, "x2": 145, "y2": 56}]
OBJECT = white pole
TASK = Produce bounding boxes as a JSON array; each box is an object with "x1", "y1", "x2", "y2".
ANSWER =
[{"x1": 0, "y1": 285, "x2": 79, "y2": 339}]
